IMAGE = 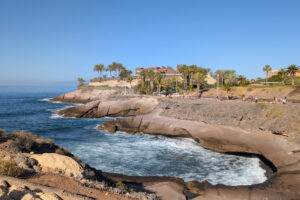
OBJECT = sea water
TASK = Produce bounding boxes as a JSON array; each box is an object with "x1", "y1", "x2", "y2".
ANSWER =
[{"x1": 0, "y1": 91, "x2": 267, "y2": 186}]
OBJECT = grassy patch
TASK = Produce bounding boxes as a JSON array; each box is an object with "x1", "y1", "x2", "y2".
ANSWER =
[
  {"x1": 266, "y1": 106, "x2": 283, "y2": 119},
  {"x1": 256, "y1": 102, "x2": 267, "y2": 109}
]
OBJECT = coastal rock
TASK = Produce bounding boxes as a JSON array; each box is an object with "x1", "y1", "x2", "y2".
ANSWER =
[
  {"x1": 100, "y1": 109, "x2": 300, "y2": 199},
  {"x1": 50, "y1": 89, "x2": 118, "y2": 103},
  {"x1": 58, "y1": 97, "x2": 158, "y2": 118},
  {"x1": 144, "y1": 182, "x2": 185, "y2": 200},
  {"x1": 30, "y1": 153, "x2": 84, "y2": 179}
]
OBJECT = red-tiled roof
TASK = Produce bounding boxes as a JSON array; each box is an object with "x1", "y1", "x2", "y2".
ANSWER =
[
  {"x1": 157, "y1": 69, "x2": 176, "y2": 73},
  {"x1": 147, "y1": 66, "x2": 159, "y2": 69},
  {"x1": 157, "y1": 68, "x2": 167, "y2": 72},
  {"x1": 135, "y1": 67, "x2": 144, "y2": 70}
]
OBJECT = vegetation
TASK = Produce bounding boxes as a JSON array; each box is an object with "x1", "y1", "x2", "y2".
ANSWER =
[
  {"x1": 0, "y1": 159, "x2": 23, "y2": 177},
  {"x1": 214, "y1": 70, "x2": 237, "y2": 86},
  {"x1": 287, "y1": 64, "x2": 299, "y2": 86},
  {"x1": 7, "y1": 131, "x2": 53, "y2": 153},
  {"x1": 193, "y1": 71, "x2": 207, "y2": 97},
  {"x1": 278, "y1": 68, "x2": 287, "y2": 85},
  {"x1": 77, "y1": 77, "x2": 85, "y2": 89},
  {"x1": 222, "y1": 82, "x2": 232, "y2": 99},
  {"x1": 256, "y1": 102, "x2": 267, "y2": 109},
  {"x1": 93, "y1": 64, "x2": 105, "y2": 79},
  {"x1": 85, "y1": 61, "x2": 299, "y2": 93},
  {"x1": 266, "y1": 106, "x2": 283, "y2": 119},
  {"x1": 263, "y1": 65, "x2": 272, "y2": 84},
  {"x1": 116, "y1": 181, "x2": 130, "y2": 192}
]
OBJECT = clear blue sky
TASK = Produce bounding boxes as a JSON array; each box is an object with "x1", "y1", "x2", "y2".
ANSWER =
[{"x1": 1, "y1": 0, "x2": 300, "y2": 86}]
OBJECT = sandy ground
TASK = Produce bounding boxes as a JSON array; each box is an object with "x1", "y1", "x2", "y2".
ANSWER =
[{"x1": 27, "y1": 174, "x2": 136, "y2": 200}]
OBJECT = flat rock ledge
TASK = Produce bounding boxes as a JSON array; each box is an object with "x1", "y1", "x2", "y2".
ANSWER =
[
  {"x1": 99, "y1": 110, "x2": 300, "y2": 200},
  {"x1": 57, "y1": 97, "x2": 158, "y2": 118}
]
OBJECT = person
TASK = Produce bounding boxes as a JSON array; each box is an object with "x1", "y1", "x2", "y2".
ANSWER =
[
  {"x1": 255, "y1": 97, "x2": 258, "y2": 103},
  {"x1": 283, "y1": 96, "x2": 287, "y2": 104}
]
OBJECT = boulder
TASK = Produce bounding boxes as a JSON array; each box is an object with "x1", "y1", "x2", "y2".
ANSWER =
[{"x1": 30, "y1": 153, "x2": 84, "y2": 179}]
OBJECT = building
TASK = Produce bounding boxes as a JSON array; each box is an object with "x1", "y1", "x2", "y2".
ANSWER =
[
  {"x1": 205, "y1": 74, "x2": 217, "y2": 85},
  {"x1": 135, "y1": 66, "x2": 178, "y2": 77},
  {"x1": 268, "y1": 69, "x2": 300, "y2": 78},
  {"x1": 135, "y1": 66, "x2": 216, "y2": 84},
  {"x1": 135, "y1": 67, "x2": 144, "y2": 76}
]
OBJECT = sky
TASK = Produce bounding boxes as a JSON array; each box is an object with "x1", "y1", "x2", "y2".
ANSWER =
[{"x1": 0, "y1": 0, "x2": 300, "y2": 87}]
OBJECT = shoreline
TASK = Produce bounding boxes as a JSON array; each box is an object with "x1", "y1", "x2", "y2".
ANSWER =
[{"x1": 51, "y1": 89, "x2": 300, "y2": 199}]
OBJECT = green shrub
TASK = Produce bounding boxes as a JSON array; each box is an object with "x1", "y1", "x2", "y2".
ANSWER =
[
  {"x1": 0, "y1": 159, "x2": 22, "y2": 177},
  {"x1": 116, "y1": 181, "x2": 130, "y2": 192}
]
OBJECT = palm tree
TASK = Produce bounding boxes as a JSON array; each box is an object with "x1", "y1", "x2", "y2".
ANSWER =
[
  {"x1": 263, "y1": 65, "x2": 272, "y2": 85},
  {"x1": 188, "y1": 65, "x2": 197, "y2": 85},
  {"x1": 126, "y1": 76, "x2": 133, "y2": 93},
  {"x1": 107, "y1": 62, "x2": 118, "y2": 78},
  {"x1": 287, "y1": 64, "x2": 299, "y2": 86},
  {"x1": 139, "y1": 70, "x2": 147, "y2": 86},
  {"x1": 77, "y1": 78, "x2": 85, "y2": 89},
  {"x1": 177, "y1": 64, "x2": 189, "y2": 90},
  {"x1": 93, "y1": 64, "x2": 105, "y2": 79},
  {"x1": 107, "y1": 64, "x2": 114, "y2": 77},
  {"x1": 193, "y1": 72, "x2": 206, "y2": 98},
  {"x1": 236, "y1": 75, "x2": 246, "y2": 86},
  {"x1": 154, "y1": 72, "x2": 163, "y2": 93},
  {"x1": 222, "y1": 82, "x2": 232, "y2": 100},
  {"x1": 145, "y1": 70, "x2": 156, "y2": 91},
  {"x1": 278, "y1": 68, "x2": 287, "y2": 85}
]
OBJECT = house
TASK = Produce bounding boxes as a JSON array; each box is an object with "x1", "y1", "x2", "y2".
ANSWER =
[
  {"x1": 268, "y1": 69, "x2": 300, "y2": 78},
  {"x1": 135, "y1": 66, "x2": 216, "y2": 84}
]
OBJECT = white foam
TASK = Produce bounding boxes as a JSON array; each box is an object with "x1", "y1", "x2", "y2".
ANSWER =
[
  {"x1": 60, "y1": 132, "x2": 268, "y2": 186},
  {"x1": 38, "y1": 98, "x2": 51, "y2": 102},
  {"x1": 48, "y1": 105, "x2": 75, "y2": 119}
]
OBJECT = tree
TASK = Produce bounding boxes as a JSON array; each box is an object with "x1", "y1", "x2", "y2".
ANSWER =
[
  {"x1": 193, "y1": 72, "x2": 207, "y2": 98},
  {"x1": 177, "y1": 64, "x2": 189, "y2": 90},
  {"x1": 139, "y1": 70, "x2": 147, "y2": 86},
  {"x1": 287, "y1": 64, "x2": 299, "y2": 86},
  {"x1": 107, "y1": 64, "x2": 115, "y2": 77},
  {"x1": 154, "y1": 72, "x2": 163, "y2": 93},
  {"x1": 116, "y1": 63, "x2": 125, "y2": 77},
  {"x1": 126, "y1": 76, "x2": 133, "y2": 93},
  {"x1": 278, "y1": 68, "x2": 287, "y2": 85},
  {"x1": 77, "y1": 78, "x2": 85, "y2": 89},
  {"x1": 93, "y1": 64, "x2": 105, "y2": 79},
  {"x1": 188, "y1": 65, "x2": 198, "y2": 85},
  {"x1": 145, "y1": 70, "x2": 156, "y2": 91},
  {"x1": 236, "y1": 75, "x2": 247, "y2": 86},
  {"x1": 119, "y1": 69, "x2": 132, "y2": 80},
  {"x1": 107, "y1": 62, "x2": 118, "y2": 77},
  {"x1": 263, "y1": 65, "x2": 272, "y2": 84},
  {"x1": 222, "y1": 82, "x2": 232, "y2": 100}
]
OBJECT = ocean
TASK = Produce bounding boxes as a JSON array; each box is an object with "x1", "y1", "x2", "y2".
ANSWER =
[{"x1": 0, "y1": 90, "x2": 267, "y2": 186}]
